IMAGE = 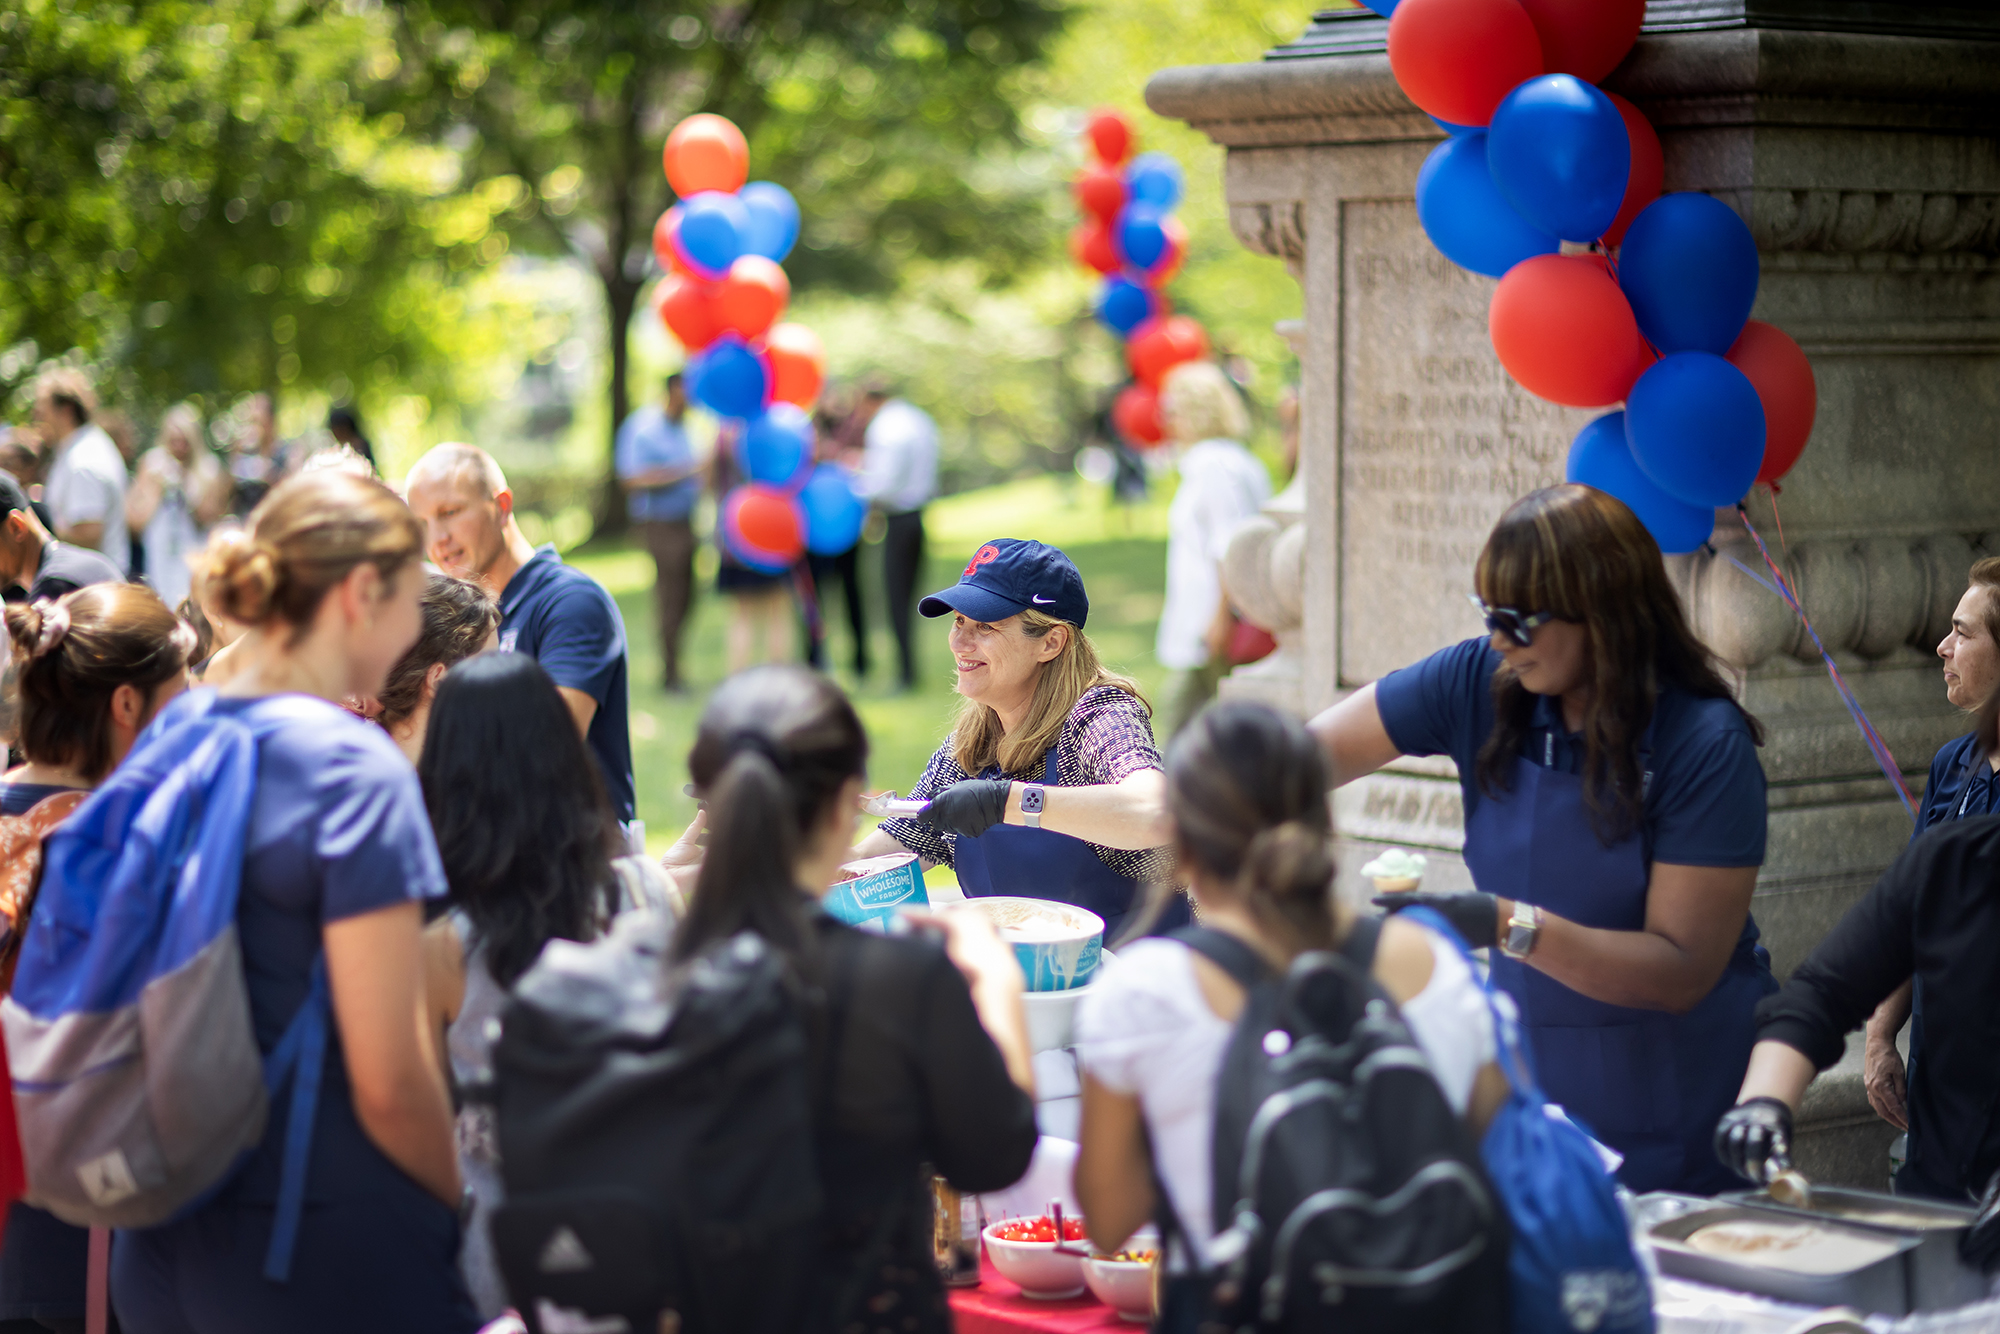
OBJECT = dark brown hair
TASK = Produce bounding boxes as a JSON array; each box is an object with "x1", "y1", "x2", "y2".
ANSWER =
[
  {"x1": 6, "y1": 584, "x2": 196, "y2": 781},
  {"x1": 1966, "y1": 557, "x2": 2000, "y2": 649},
  {"x1": 1474, "y1": 484, "x2": 1762, "y2": 842},
  {"x1": 202, "y1": 471, "x2": 424, "y2": 636},
  {"x1": 376, "y1": 573, "x2": 498, "y2": 727},
  {"x1": 674, "y1": 665, "x2": 869, "y2": 965},
  {"x1": 1168, "y1": 700, "x2": 1339, "y2": 959}
]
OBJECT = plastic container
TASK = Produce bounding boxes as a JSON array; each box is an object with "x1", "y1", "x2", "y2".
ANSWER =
[
  {"x1": 825, "y1": 853, "x2": 928, "y2": 930},
  {"x1": 966, "y1": 897, "x2": 1103, "y2": 992}
]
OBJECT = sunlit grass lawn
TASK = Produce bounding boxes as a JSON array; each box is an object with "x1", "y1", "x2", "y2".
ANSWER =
[{"x1": 570, "y1": 473, "x2": 1173, "y2": 888}]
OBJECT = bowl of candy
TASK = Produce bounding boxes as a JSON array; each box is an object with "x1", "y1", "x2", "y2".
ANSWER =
[
  {"x1": 983, "y1": 1214, "x2": 1089, "y2": 1299},
  {"x1": 1082, "y1": 1228, "x2": 1159, "y2": 1323}
]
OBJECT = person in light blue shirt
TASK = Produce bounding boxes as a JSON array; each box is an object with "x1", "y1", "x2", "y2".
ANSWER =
[{"x1": 615, "y1": 373, "x2": 703, "y2": 691}]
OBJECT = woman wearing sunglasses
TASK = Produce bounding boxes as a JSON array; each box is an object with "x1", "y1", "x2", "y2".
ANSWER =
[{"x1": 1308, "y1": 483, "x2": 1775, "y2": 1195}]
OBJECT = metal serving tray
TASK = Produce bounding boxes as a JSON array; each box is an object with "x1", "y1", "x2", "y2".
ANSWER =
[
  {"x1": 1646, "y1": 1203, "x2": 1921, "y2": 1315},
  {"x1": 1722, "y1": 1186, "x2": 1986, "y2": 1312}
]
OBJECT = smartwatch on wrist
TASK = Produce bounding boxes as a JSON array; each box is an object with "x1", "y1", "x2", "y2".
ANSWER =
[
  {"x1": 1019, "y1": 783, "x2": 1046, "y2": 829},
  {"x1": 1500, "y1": 901, "x2": 1543, "y2": 960}
]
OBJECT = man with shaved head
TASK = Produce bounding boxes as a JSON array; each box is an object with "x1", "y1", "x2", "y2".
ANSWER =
[{"x1": 406, "y1": 443, "x2": 635, "y2": 828}]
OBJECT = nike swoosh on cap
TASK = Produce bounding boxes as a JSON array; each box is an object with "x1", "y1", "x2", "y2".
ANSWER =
[{"x1": 1031, "y1": 594, "x2": 1055, "y2": 604}]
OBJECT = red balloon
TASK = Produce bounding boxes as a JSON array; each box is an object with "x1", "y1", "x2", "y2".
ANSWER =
[
  {"x1": 656, "y1": 277, "x2": 723, "y2": 351},
  {"x1": 1128, "y1": 315, "x2": 1209, "y2": 389},
  {"x1": 1489, "y1": 254, "x2": 1645, "y2": 407},
  {"x1": 715, "y1": 256, "x2": 790, "y2": 340},
  {"x1": 730, "y1": 484, "x2": 805, "y2": 560},
  {"x1": 1601, "y1": 93, "x2": 1663, "y2": 249},
  {"x1": 663, "y1": 113, "x2": 749, "y2": 198},
  {"x1": 1070, "y1": 223, "x2": 1122, "y2": 275},
  {"x1": 1086, "y1": 109, "x2": 1133, "y2": 166},
  {"x1": 1074, "y1": 165, "x2": 1127, "y2": 224},
  {"x1": 1516, "y1": 0, "x2": 1645, "y2": 83},
  {"x1": 1112, "y1": 383, "x2": 1164, "y2": 447},
  {"x1": 1728, "y1": 320, "x2": 1817, "y2": 485},
  {"x1": 1387, "y1": 0, "x2": 1544, "y2": 128},
  {"x1": 764, "y1": 322, "x2": 827, "y2": 409}
]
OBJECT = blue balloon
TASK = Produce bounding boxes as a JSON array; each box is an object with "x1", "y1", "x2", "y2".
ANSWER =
[
  {"x1": 739, "y1": 403, "x2": 813, "y2": 486},
  {"x1": 1359, "y1": 0, "x2": 1399, "y2": 13},
  {"x1": 1415, "y1": 133, "x2": 1559, "y2": 279},
  {"x1": 1618, "y1": 193, "x2": 1761, "y2": 354},
  {"x1": 1430, "y1": 115, "x2": 1476, "y2": 136},
  {"x1": 1117, "y1": 205, "x2": 1169, "y2": 270},
  {"x1": 688, "y1": 335, "x2": 769, "y2": 420},
  {"x1": 738, "y1": 181, "x2": 800, "y2": 262},
  {"x1": 1125, "y1": 153, "x2": 1183, "y2": 210},
  {"x1": 677, "y1": 191, "x2": 749, "y2": 274},
  {"x1": 1566, "y1": 411, "x2": 1714, "y2": 555},
  {"x1": 1097, "y1": 277, "x2": 1154, "y2": 336},
  {"x1": 800, "y1": 463, "x2": 868, "y2": 556},
  {"x1": 1488, "y1": 75, "x2": 1631, "y2": 243},
  {"x1": 1625, "y1": 353, "x2": 1767, "y2": 508}
]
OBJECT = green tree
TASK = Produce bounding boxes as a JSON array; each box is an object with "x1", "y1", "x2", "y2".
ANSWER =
[
  {"x1": 410, "y1": 0, "x2": 1069, "y2": 528},
  {"x1": 0, "y1": 0, "x2": 523, "y2": 428}
]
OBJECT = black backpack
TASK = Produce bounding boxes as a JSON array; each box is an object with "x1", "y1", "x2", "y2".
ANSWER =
[
  {"x1": 486, "y1": 911, "x2": 848, "y2": 1334},
  {"x1": 1170, "y1": 923, "x2": 1510, "y2": 1334}
]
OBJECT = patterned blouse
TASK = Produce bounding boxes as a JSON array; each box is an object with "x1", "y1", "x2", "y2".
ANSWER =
[{"x1": 877, "y1": 684, "x2": 1176, "y2": 885}]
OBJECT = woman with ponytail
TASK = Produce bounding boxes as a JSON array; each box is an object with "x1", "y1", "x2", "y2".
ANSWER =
[
  {"x1": 0, "y1": 583, "x2": 192, "y2": 1334},
  {"x1": 676, "y1": 665, "x2": 1037, "y2": 1333},
  {"x1": 1073, "y1": 700, "x2": 1506, "y2": 1332},
  {"x1": 111, "y1": 471, "x2": 479, "y2": 1334}
]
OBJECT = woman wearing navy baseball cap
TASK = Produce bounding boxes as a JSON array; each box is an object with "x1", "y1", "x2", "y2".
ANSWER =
[{"x1": 852, "y1": 538, "x2": 1185, "y2": 939}]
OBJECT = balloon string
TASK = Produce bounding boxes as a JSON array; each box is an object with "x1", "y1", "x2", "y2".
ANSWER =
[
  {"x1": 1731, "y1": 505, "x2": 1918, "y2": 823},
  {"x1": 1761, "y1": 482, "x2": 1789, "y2": 554}
]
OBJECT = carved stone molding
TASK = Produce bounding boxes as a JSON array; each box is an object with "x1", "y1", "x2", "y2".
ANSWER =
[
  {"x1": 1726, "y1": 188, "x2": 2000, "y2": 255},
  {"x1": 1227, "y1": 202, "x2": 1307, "y2": 267},
  {"x1": 1681, "y1": 528, "x2": 1989, "y2": 670}
]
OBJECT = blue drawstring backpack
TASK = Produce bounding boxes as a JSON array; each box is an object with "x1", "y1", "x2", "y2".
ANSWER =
[
  {"x1": 1402, "y1": 907, "x2": 1654, "y2": 1334},
  {"x1": 1, "y1": 688, "x2": 334, "y2": 1281}
]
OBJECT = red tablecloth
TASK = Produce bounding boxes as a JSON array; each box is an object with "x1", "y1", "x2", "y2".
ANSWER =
[{"x1": 947, "y1": 1255, "x2": 1139, "y2": 1333}]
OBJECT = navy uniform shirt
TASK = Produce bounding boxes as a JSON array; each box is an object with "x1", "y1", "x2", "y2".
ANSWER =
[
  {"x1": 496, "y1": 545, "x2": 635, "y2": 822},
  {"x1": 1373, "y1": 637, "x2": 1767, "y2": 867},
  {"x1": 1915, "y1": 732, "x2": 1999, "y2": 836}
]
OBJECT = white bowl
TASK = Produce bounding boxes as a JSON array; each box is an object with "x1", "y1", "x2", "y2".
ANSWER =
[
  {"x1": 1082, "y1": 1252, "x2": 1157, "y2": 1323},
  {"x1": 1019, "y1": 949, "x2": 1116, "y2": 1052},
  {"x1": 982, "y1": 1220, "x2": 1088, "y2": 1299}
]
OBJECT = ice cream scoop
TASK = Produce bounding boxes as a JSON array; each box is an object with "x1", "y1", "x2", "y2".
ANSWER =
[{"x1": 1361, "y1": 847, "x2": 1427, "y2": 893}]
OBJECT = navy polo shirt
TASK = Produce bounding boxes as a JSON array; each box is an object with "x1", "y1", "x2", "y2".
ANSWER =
[
  {"x1": 1915, "y1": 732, "x2": 2000, "y2": 837},
  {"x1": 496, "y1": 545, "x2": 635, "y2": 822},
  {"x1": 1374, "y1": 637, "x2": 1767, "y2": 867}
]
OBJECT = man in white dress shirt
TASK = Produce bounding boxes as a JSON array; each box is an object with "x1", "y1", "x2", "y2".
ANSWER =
[
  {"x1": 847, "y1": 379, "x2": 938, "y2": 690},
  {"x1": 32, "y1": 368, "x2": 129, "y2": 573}
]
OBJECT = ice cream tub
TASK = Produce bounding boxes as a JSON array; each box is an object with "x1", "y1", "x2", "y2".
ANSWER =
[
  {"x1": 825, "y1": 852, "x2": 928, "y2": 930},
  {"x1": 968, "y1": 897, "x2": 1103, "y2": 992}
]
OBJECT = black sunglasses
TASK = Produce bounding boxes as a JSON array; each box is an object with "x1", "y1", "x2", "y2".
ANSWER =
[{"x1": 1467, "y1": 594, "x2": 1556, "y2": 648}]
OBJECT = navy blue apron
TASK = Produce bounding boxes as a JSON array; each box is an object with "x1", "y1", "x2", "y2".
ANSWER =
[
  {"x1": 951, "y1": 742, "x2": 1188, "y2": 943},
  {"x1": 1467, "y1": 734, "x2": 1775, "y2": 1195}
]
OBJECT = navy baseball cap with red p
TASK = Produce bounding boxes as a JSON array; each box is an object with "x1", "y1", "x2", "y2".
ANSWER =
[{"x1": 919, "y1": 538, "x2": 1090, "y2": 629}]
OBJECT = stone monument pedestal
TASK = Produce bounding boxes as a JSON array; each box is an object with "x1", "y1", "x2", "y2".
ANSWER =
[{"x1": 1152, "y1": 4, "x2": 1999, "y2": 1189}]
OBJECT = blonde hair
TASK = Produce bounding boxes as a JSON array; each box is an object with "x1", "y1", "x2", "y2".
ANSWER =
[
  {"x1": 155, "y1": 402, "x2": 204, "y2": 454},
  {"x1": 1160, "y1": 361, "x2": 1249, "y2": 444},
  {"x1": 949, "y1": 609, "x2": 1147, "y2": 776},
  {"x1": 406, "y1": 442, "x2": 508, "y2": 500},
  {"x1": 202, "y1": 471, "x2": 424, "y2": 635}
]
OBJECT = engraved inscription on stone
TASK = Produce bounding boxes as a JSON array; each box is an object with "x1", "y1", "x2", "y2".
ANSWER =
[
  {"x1": 1333, "y1": 771, "x2": 1467, "y2": 851},
  {"x1": 1339, "y1": 199, "x2": 1599, "y2": 683}
]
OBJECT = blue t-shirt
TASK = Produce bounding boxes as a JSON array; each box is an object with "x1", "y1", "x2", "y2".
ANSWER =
[
  {"x1": 1374, "y1": 637, "x2": 1767, "y2": 867},
  {"x1": 221, "y1": 694, "x2": 449, "y2": 1204},
  {"x1": 1915, "y1": 732, "x2": 1999, "y2": 836},
  {"x1": 496, "y1": 545, "x2": 635, "y2": 821},
  {"x1": 614, "y1": 405, "x2": 700, "y2": 522}
]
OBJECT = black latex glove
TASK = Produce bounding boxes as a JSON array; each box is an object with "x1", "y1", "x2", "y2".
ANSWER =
[
  {"x1": 1371, "y1": 890, "x2": 1501, "y2": 951},
  {"x1": 917, "y1": 780, "x2": 1013, "y2": 839},
  {"x1": 1962, "y1": 1170, "x2": 2000, "y2": 1273},
  {"x1": 1714, "y1": 1097, "x2": 1794, "y2": 1185}
]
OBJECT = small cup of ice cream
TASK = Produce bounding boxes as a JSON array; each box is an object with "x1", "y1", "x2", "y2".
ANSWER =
[{"x1": 1360, "y1": 848, "x2": 1427, "y2": 894}]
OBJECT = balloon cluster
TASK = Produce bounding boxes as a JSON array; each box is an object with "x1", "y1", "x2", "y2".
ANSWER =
[
  {"x1": 1375, "y1": 0, "x2": 1818, "y2": 554},
  {"x1": 1070, "y1": 109, "x2": 1211, "y2": 450},
  {"x1": 652, "y1": 114, "x2": 865, "y2": 572}
]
